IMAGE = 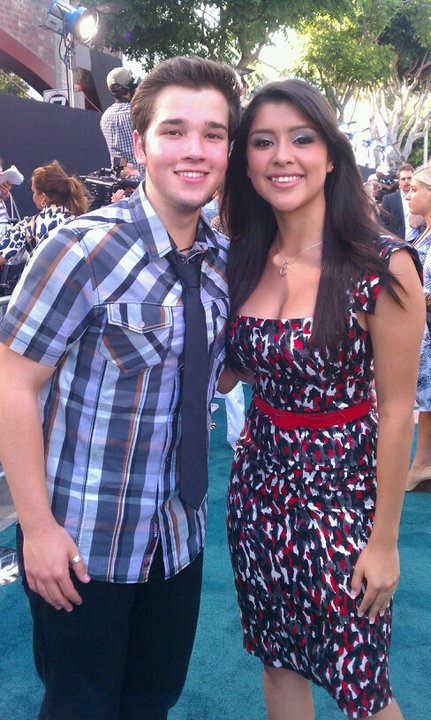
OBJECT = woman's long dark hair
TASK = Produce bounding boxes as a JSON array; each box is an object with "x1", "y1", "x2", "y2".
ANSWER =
[{"x1": 221, "y1": 79, "x2": 401, "y2": 352}]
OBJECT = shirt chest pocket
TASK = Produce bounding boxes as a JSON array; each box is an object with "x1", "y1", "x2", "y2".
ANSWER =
[{"x1": 100, "y1": 302, "x2": 174, "y2": 374}]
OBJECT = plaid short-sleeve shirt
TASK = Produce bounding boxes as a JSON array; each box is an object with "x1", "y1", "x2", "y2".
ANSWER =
[
  {"x1": 0, "y1": 185, "x2": 229, "y2": 583},
  {"x1": 100, "y1": 101, "x2": 145, "y2": 174}
]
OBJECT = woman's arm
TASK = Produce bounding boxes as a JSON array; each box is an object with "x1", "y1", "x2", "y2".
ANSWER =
[{"x1": 351, "y1": 249, "x2": 425, "y2": 622}]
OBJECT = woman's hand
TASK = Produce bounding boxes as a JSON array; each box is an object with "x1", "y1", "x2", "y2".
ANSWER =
[{"x1": 350, "y1": 540, "x2": 399, "y2": 623}]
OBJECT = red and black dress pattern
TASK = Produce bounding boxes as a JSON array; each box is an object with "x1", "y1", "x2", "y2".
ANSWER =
[{"x1": 226, "y1": 239, "x2": 420, "y2": 718}]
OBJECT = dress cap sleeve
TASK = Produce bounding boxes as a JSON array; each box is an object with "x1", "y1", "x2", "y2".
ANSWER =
[{"x1": 352, "y1": 236, "x2": 422, "y2": 315}]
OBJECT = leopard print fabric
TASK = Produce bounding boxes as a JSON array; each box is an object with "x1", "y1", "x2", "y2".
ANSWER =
[
  {"x1": 0, "y1": 203, "x2": 73, "y2": 261},
  {"x1": 226, "y1": 238, "x2": 420, "y2": 718}
]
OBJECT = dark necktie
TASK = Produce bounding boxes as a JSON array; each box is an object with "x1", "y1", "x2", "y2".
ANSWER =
[{"x1": 168, "y1": 248, "x2": 209, "y2": 509}]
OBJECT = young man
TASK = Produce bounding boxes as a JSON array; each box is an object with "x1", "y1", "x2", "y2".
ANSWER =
[{"x1": 0, "y1": 56, "x2": 241, "y2": 720}]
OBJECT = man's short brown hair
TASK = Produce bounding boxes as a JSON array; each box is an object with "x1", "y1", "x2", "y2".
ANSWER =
[
  {"x1": 397, "y1": 163, "x2": 414, "y2": 178},
  {"x1": 131, "y1": 55, "x2": 242, "y2": 142}
]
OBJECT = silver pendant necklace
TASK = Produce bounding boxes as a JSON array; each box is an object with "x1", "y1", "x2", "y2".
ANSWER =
[{"x1": 276, "y1": 236, "x2": 323, "y2": 277}]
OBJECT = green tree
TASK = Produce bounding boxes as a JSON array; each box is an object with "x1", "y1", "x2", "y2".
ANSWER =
[
  {"x1": 292, "y1": 1, "x2": 398, "y2": 122},
  {"x1": 409, "y1": 125, "x2": 431, "y2": 168},
  {"x1": 0, "y1": 69, "x2": 30, "y2": 98},
  {"x1": 292, "y1": 0, "x2": 431, "y2": 166},
  {"x1": 89, "y1": 0, "x2": 349, "y2": 71},
  {"x1": 372, "y1": 0, "x2": 431, "y2": 167}
]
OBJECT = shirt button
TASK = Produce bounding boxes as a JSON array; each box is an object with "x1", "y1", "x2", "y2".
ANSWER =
[{"x1": 138, "y1": 321, "x2": 146, "y2": 328}]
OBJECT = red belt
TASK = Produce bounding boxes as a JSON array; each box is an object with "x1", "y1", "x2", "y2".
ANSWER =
[{"x1": 253, "y1": 395, "x2": 372, "y2": 430}]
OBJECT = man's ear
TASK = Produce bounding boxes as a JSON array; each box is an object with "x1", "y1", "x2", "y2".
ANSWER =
[{"x1": 133, "y1": 130, "x2": 146, "y2": 166}]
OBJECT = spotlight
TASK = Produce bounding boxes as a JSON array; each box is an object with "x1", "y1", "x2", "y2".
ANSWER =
[
  {"x1": 69, "y1": 8, "x2": 100, "y2": 44},
  {"x1": 42, "y1": 1, "x2": 100, "y2": 45},
  {"x1": 41, "y1": 0, "x2": 71, "y2": 34}
]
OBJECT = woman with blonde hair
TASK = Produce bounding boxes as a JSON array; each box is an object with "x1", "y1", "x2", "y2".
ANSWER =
[
  {"x1": 405, "y1": 162, "x2": 431, "y2": 491},
  {"x1": 0, "y1": 160, "x2": 89, "y2": 264}
]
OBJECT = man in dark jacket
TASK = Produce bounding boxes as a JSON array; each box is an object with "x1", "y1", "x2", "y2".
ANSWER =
[{"x1": 380, "y1": 163, "x2": 423, "y2": 241}]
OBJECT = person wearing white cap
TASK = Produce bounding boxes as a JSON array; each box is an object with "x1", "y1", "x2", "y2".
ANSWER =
[{"x1": 100, "y1": 66, "x2": 145, "y2": 174}]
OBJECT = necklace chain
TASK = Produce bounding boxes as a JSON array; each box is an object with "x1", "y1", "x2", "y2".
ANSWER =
[{"x1": 276, "y1": 236, "x2": 322, "y2": 277}]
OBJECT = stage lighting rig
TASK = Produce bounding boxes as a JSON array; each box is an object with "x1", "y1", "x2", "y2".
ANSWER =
[
  {"x1": 42, "y1": 1, "x2": 100, "y2": 44},
  {"x1": 41, "y1": 1, "x2": 101, "y2": 107}
]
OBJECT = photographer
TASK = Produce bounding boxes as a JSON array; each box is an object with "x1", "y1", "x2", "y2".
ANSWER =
[{"x1": 100, "y1": 67, "x2": 145, "y2": 175}]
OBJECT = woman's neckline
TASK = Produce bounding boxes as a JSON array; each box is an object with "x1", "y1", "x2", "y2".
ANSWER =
[{"x1": 236, "y1": 313, "x2": 312, "y2": 323}]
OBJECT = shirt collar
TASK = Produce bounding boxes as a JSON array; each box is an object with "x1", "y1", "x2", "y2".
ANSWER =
[
  {"x1": 400, "y1": 191, "x2": 409, "y2": 209},
  {"x1": 127, "y1": 183, "x2": 219, "y2": 262}
]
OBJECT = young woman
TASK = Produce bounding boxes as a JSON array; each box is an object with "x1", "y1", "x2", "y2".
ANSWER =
[
  {"x1": 405, "y1": 163, "x2": 431, "y2": 491},
  {"x1": 219, "y1": 80, "x2": 424, "y2": 719},
  {"x1": 0, "y1": 160, "x2": 89, "y2": 265}
]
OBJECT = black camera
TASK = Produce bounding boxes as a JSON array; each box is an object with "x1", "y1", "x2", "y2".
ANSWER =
[
  {"x1": 81, "y1": 158, "x2": 141, "y2": 210},
  {"x1": 374, "y1": 170, "x2": 398, "y2": 204},
  {"x1": 128, "y1": 76, "x2": 140, "y2": 97}
]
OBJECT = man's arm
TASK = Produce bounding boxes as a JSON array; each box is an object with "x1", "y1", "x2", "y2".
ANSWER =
[{"x1": 0, "y1": 344, "x2": 90, "y2": 610}]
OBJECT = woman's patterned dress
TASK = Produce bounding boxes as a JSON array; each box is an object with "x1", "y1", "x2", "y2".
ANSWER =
[
  {"x1": 226, "y1": 239, "x2": 420, "y2": 719},
  {"x1": 0, "y1": 203, "x2": 74, "y2": 262}
]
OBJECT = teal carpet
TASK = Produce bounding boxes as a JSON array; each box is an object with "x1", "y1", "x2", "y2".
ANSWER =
[{"x1": 0, "y1": 403, "x2": 430, "y2": 719}]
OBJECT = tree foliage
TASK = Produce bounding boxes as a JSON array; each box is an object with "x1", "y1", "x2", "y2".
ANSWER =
[
  {"x1": 292, "y1": 1, "x2": 405, "y2": 120},
  {"x1": 91, "y1": 0, "x2": 349, "y2": 70},
  {"x1": 293, "y1": 0, "x2": 431, "y2": 166},
  {"x1": 0, "y1": 70, "x2": 30, "y2": 98}
]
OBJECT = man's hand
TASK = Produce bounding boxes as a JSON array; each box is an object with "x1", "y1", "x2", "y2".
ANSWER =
[
  {"x1": 0, "y1": 180, "x2": 11, "y2": 200},
  {"x1": 111, "y1": 188, "x2": 126, "y2": 203},
  {"x1": 24, "y1": 522, "x2": 91, "y2": 611}
]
